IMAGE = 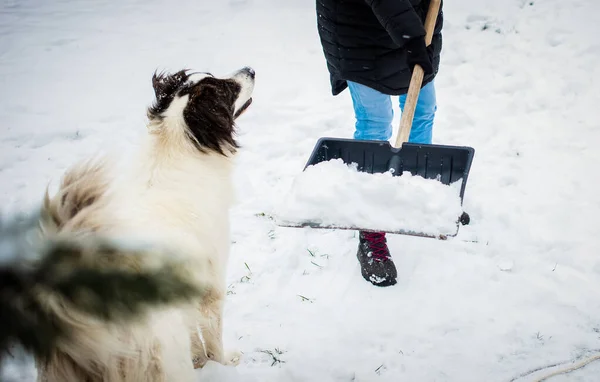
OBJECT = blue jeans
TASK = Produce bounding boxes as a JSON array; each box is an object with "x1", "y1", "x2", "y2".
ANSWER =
[{"x1": 347, "y1": 81, "x2": 436, "y2": 144}]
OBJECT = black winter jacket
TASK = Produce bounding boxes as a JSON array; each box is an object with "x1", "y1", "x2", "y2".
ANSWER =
[{"x1": 316, "y1": 0, "x2": 443, "y2": 96}]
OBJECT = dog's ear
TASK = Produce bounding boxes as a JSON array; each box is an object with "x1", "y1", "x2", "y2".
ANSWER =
[
  {"x1": 151, "y1": 70, "x2": 189, "y2": 101},
  {"x1": 152, "y1": 71, "x2": 173, "y2": 102},
  {"x1": 152, "y1": 71, "x2": 167, "y2": 100},
  {"x1": 148, "y1": 70, "x2": 190, "y2": 119}
]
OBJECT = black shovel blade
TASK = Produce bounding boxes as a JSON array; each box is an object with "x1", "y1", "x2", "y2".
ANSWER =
[{"x1": 304, "y1": 137, "x2": 475, "y2": 200}]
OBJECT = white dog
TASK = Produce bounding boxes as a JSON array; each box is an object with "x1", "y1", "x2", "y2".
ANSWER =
[{"x1": 0, "y1": 66, "x2": 255, "y2": 382}]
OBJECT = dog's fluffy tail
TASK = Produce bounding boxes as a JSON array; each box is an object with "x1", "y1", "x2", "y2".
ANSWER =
[
  {"x1": 0, "y1": 158, "x2": 208, "y2": 360},
  {"x1": 42, "y1": 156, "x2": 112, "y2": 236}
]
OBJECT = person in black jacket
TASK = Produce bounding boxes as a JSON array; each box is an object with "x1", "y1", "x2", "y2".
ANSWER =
[{"x1": 316, "y1": 0, "x2": 443, "y2": 287}]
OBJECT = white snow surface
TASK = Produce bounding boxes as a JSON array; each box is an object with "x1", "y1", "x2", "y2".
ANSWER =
[
  {"x1": 1, "y1": 0, "x2": 600, "y2": 381},
  {"x1": 274, "y1": 159, "x2": 464, "y2": 237}
]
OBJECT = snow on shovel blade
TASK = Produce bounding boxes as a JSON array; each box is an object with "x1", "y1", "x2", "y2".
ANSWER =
[{"x1": 273, "y1": 138, "x2": 475, "y2": 239}]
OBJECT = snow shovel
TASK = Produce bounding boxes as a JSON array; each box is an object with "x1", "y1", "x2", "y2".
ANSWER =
[{"x1": 274, "y1": 0, "x2": 475, "y2": 239}]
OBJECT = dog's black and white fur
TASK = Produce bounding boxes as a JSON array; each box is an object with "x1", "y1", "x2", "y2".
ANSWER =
[{"x1": 0, "y1": 66, "x2": 255, "y2": 381}]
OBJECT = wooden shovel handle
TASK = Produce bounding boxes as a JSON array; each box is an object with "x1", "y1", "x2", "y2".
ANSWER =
[{"x1": 393, "y1": 0, "x2": 441, "y2": 148}]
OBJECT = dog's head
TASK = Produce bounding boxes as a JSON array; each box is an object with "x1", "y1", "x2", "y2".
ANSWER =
[{"x1": 147, "y1": 67, "x2": 255, "y2": 155}]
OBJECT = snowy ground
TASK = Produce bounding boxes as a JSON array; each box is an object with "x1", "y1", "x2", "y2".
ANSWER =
[{"x1": 1, "y1": 0, "x2": 600, "y2": 381}]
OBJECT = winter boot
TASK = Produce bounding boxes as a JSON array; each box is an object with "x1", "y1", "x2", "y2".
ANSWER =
[{"x1": 356, "y1": 231, "x2": 397, "y2": 287}]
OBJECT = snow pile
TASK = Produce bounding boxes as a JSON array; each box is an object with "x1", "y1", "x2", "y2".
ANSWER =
[{"x1": 274, "y1": 158, "x2": 463, "y2": 237}]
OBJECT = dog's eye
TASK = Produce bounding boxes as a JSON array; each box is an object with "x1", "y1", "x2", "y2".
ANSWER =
[{"x1": 226, "y1": 82, "x2": 241, "y2": 97}]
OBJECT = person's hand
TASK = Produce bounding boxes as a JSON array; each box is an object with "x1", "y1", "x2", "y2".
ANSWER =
[{"x1": 405, "y1": 37, "x2": 434, "y2": 75}]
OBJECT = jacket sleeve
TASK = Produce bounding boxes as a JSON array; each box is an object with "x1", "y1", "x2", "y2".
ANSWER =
[{"x1": 364, "y1": 0, "x2": 425, "y2": 46}]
